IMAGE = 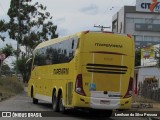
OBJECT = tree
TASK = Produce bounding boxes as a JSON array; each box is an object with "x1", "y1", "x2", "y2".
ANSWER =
[
  {"x1": 12, "y1": 57, "x2": 29, "y2": 82},
  {"x1": 7, "y1": 0, "x2": 58, "y2": 57},
  {"x1": 0, "y1": 20, "x2": 8, "y2": 41},
  {"x1": 1, "y1": 64, "x2": 10, "y2": 75},
  {"x1": 135, "y1": 49, "x2": 141, "y2": 66},
  {"x1": 0, "y1": 44, "x2": 15, "y2": 74},
  {"x1": 1, "y1": 44, "x2": 15, "y2": 58},
  {"x1": 6, "y1": 0, "x2": 58, "y2": 82}
]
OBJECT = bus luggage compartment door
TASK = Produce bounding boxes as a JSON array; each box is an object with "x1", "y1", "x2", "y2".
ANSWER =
[{"x1": 81, "y1": 53, "x2": 132, "y2": 99}]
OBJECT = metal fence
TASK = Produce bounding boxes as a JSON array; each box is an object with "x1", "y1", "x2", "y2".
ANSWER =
[{"x1": 139, "y1": 77, "x2": 160, "y2": 102}]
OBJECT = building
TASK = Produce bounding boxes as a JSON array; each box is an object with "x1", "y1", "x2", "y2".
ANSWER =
[
  {"x1": 112, "y1": 4, "x2": 160, "y2": 99},
  {"x1": 112, "y1": 6, "x2": 160, "y2": 48}
]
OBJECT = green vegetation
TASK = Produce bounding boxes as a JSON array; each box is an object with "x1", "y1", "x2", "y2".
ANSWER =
[
  {"x1": 1, "y1": 44, "x2": 15, "y2": 58},
  {"x1": 0, "y1": 0, "x2": 58, "y2": 83},
  {"x1": 7, "y1": 0, "x2": 58, "y2": 57},
  {"x1": 0, "y1": 76, "x2": 23, "y2": 99}
]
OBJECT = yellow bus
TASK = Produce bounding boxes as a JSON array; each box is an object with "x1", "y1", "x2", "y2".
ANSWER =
[{"x1": 28, "y1": 31, "x2": 135, "y2": 116}]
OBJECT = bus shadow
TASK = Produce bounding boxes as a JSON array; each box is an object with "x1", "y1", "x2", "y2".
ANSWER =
[
  {"x1": 64, "y1": 110, "x2": 114, "y2": 120},
  {"x1": 37, "y1": 102, "x2": 52, "y2": 110},
  {"x1": 37, "y1": 102, "x2": 114, "y2": 120}
]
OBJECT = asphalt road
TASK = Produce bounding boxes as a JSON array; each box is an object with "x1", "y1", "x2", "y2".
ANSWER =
[{"x1": 0, "y1": 91, "x2": 147, "y2": 120}]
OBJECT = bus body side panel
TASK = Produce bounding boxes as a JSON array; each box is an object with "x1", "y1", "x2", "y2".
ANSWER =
[
  {"x1": 28, "y1": 66, "x2": 42, "y2": 98},
  {"x1": 28, "y1": 34, "x2": 81, "y2": 107},
  {"x1": 48, "y1": 62, "x2": 74, "y2": 107}
]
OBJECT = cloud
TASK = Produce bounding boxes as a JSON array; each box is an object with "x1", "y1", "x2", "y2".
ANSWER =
[
  {"x1": 80, "y1": 4, "x2": 99, "y2": 15},
  {"x1": 55, "y1": 17, "x2": 66, "y2": 24},
  {"x1": 57, "y1": 27, "x2": 69, "y2": 37}
]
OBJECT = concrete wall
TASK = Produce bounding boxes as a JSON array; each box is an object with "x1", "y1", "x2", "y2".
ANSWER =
[
  {"x1": 112, "y1": 7, "x2": 125, "y2": 33},
  {"x1": 118, "y1": 7, "x2": 125, "y2": 33}
]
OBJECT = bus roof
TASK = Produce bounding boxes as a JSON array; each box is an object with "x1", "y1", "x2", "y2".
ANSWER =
[
  {"x1": 34, "y1": 32, "x2": 82, "y2": 51},
  {"x1": 34, "y1": 31, "x2": 132, "y2": 51}
]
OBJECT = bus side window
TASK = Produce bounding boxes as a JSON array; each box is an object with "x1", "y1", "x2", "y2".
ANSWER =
[
  {"x1": 76, "y1": 39, "x2": 79, "y2": 49},
  {"x1": 73, "y1": 37, "x2": 79, "y2": 49},
  {"x1": 45, "y1": 47, "x2": 53, "y2": 65},
  {"x1": 34, "y1": 51, "x2": 39, "y2": 66},
  {"x1": 72, "y1": 40, "x2": 74, "y2": 49}
]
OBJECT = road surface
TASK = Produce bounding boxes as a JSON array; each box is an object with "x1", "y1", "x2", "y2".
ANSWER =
[{"x1": 0, "y1": 91, "x2": 147, "y2": 120}]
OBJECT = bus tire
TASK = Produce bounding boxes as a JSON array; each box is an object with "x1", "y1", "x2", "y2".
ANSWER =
[
  {"x1": 31, "y1": 87, "x2": 38, "y2": 104},
  {"x1": 52, "y1": 91, "x2": 58, "y2": 112},
  {"x1": 58, "y1": 93, "x2": 66, "y2": 113}
]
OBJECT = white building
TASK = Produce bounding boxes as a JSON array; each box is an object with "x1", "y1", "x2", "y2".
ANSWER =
[{"x1": 112, "y1": 6, "x2": 160, "y2": 48}]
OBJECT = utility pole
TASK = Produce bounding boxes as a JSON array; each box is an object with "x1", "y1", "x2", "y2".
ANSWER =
[{"x1": 94, "y1": 24, "x2": 110, "y2": 31}]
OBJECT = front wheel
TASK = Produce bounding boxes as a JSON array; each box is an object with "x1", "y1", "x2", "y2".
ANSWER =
[
  {"x1": 33, "y1": 98, "x2": 38, "y2": 104},
  {"x1": 31, "y1": 87, "x2": 38, "y2": 104}
]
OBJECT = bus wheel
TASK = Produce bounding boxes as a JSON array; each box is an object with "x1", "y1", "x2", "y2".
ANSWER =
[
  {"x1": 52, "y1": 92, "x2": 58, "y2": 112},
  {"x1": 58, "y1": 94, "x2": 66, "y2": 113},
  {"x1": 31, "y1": 87, "x2": 38, "y2": 104}
]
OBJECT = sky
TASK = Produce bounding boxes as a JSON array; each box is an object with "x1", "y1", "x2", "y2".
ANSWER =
[{"x1": 0, "y1": 0, "x2": 136, "y2": 67}]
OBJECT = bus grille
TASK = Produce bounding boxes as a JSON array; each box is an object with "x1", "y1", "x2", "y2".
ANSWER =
[{"x1": 86, "y1": 63, "x2": 127, "y2": 74}]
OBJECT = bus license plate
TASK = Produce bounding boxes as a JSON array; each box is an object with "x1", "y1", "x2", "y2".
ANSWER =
[{"x1": 100, "y1": 100, "x2": 110, "y2": 104}]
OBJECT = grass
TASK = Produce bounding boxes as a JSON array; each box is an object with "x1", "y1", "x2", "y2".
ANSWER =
[{"x1": 0, "y1": 76, "x2": 24, "y2": 98}]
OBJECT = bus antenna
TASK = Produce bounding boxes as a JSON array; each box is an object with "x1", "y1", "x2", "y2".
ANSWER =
[{"x1": 94, "y1": 24, "x2": 110, "y2": 31}]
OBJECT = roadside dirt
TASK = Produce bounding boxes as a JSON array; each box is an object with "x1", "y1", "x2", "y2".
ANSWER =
[{"x1": 132, "y1": 95, "x2": 160, "y2": 111}]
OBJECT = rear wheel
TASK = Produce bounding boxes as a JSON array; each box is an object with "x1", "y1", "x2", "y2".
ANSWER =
[
  {"x1": 58, "y1": 93, "x2": 66, "y2": 113},
  {"x1": 52, "y1": 91, "x2": 58, "y2": 112}
]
